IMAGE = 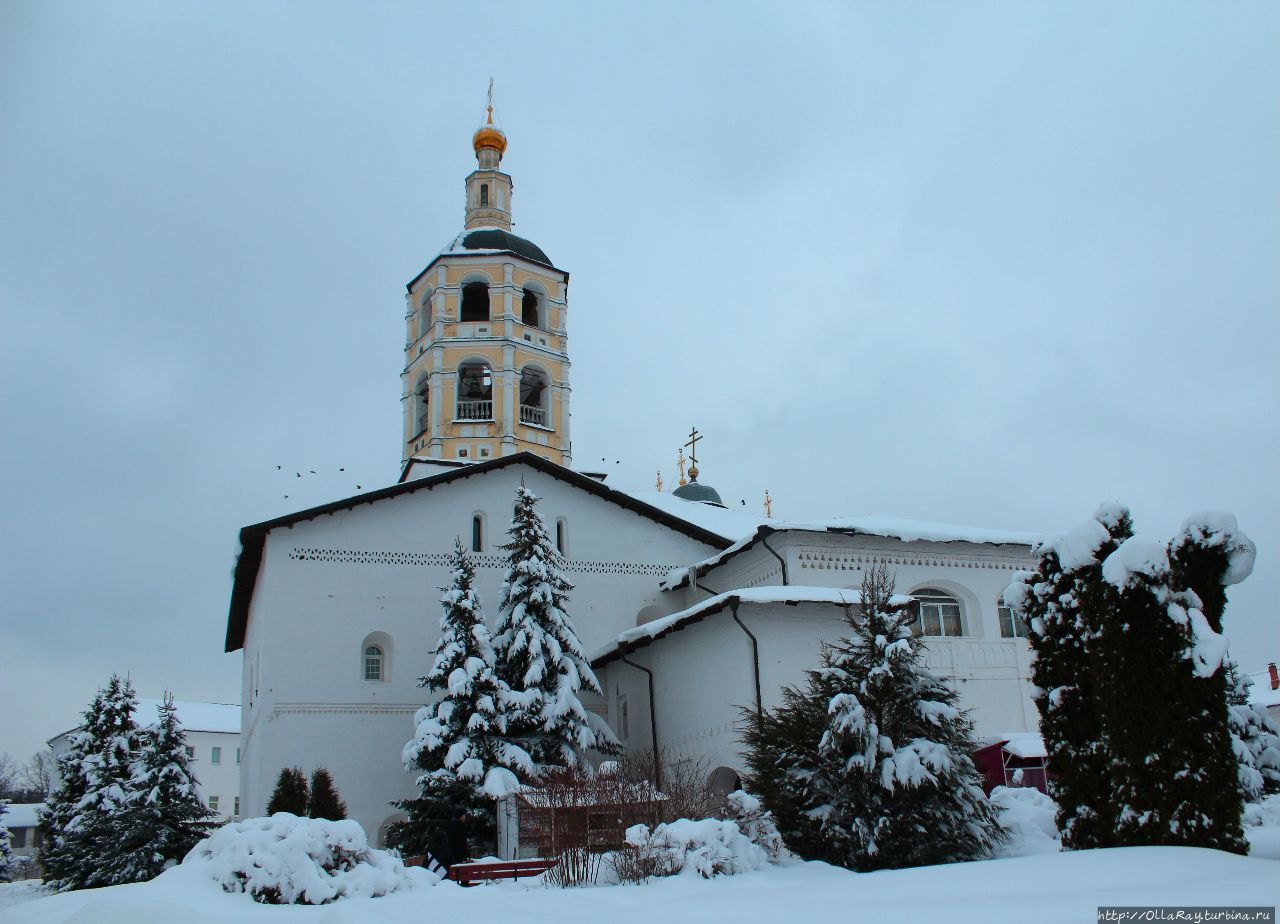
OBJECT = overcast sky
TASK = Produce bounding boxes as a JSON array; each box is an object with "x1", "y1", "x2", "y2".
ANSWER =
[{"x1": 2, "y1": 1, "x2": 1276, "y2": 763}]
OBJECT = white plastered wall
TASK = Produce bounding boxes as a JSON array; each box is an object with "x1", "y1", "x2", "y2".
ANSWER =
[{"x1": 238, "y1": 462, "x2": 721, "y2": 839}]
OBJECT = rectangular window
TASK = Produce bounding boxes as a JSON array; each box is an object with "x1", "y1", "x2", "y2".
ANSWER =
[
  {"x1": 11, "y1": 828, "x2": 25, "y2": 848},
  {"x1": 234, "y1": 797, "x2": 240, "y2": 816},
  {"x1": 236, "y1": 747, "x2": 241, "y2": 765},
  {"x1": 211, "y1": 746, "x2": 222, "y2": 765},
  {"x1": 479, "y1": 183, "x2": 489, "y2": 207},
  {"x1": 209, "y1": 796, "x2": 220, "y2": 813},
  {"x1": 184, "y1": 745, "x2": 195, "y2": 760}
]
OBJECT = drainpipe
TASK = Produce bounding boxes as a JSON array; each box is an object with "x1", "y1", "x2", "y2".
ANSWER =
[
  {"x1": 729, "y1": 599, "x2": 763, "y2": 717},
  {"x1": 697, "y1": 581, "x2": 762, "y2": 717},
  {"x1": 621, "y1": 655, "x2": 661, "y2": 790},
  {"x1": 760, "y1": 531, "x2": 789, "y2": 585}
]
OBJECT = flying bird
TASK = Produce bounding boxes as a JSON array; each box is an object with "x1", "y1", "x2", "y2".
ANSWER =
[{"x1": 276, "y1": 465, "x2": 281, "y2": 470}]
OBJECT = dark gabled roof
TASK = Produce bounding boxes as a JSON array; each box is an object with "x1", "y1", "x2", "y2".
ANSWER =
[{"x1": 224, "y1": 452, "x2": 734, "y2": 652}]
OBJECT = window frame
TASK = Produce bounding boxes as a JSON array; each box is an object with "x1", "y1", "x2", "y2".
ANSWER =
[
  {"x1": 909, "y1": 589, "x2": 966, "y2": 638},
  {"x1": 364, "y1": 644, "x2": 384, "y2": 682},
  {"x1": 999, "y1": 603, "x2": 1029, "y2": 639}
]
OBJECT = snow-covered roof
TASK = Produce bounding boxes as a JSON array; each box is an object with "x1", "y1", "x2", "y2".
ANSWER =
[
  {"x1": 4, "y1": 802, "x2": 44, "y2": 828},
  {"x1": 592, "y1": 586, "x2": 859, "y2": 666},
  {"x1": 135, "y1": 699, "x2": 241, "y2": 734},
  {"x1": 229, "y1": 452, "x2": 734, "y2": 652},
  {"x1": 998, "y1": 732, "x2": 1048, "y2": 759},
  {"x1": 620, "y1": 490, "x2": 763, "y2": 541},
  {"x1": 51, "y1": 700, "x2": 240, "y2": 743},
  {"x1": 1247, "y1": 669, "x2": 1280, "y2": 709},
  {"x1": 660, "y1": 515, "x2": 1037, "y2": 590}
]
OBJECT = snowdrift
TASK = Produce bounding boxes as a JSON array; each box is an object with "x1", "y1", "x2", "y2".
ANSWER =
[{"x1": 187, "y1": 813, "x2": 436, "y2": 904}]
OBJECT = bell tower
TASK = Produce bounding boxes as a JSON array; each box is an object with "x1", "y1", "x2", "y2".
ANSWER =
[{"x1": 401, "y1": 98, "x2": 572, "y2": 468}]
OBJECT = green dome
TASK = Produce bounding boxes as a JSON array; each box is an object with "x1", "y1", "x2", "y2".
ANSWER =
[{"x1": 673, "y1": 479, "x2": 724, "y2": 506}]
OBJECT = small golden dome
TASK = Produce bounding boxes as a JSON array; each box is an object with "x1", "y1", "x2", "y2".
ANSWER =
[{"x1": 473, "y1": 106, "x2": 507, "y2": 155}]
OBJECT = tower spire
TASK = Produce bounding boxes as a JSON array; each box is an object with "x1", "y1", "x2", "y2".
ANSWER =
[{"x1": 467, "y1": 80, "x2": 511, "y2": 230}]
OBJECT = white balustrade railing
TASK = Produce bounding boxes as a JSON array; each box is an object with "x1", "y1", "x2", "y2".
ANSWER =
[
  {"x1": 455, "y1": 400, "x2": 493, "y2": 421},
  {"x1": 519, "y1": 405, "x2": 548, "y2": 427}
]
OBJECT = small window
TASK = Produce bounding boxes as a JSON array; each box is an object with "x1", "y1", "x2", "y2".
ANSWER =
[
  {"x1": 620, "y1": 695, "x2": 629, "y2": 740},
  {"x1": 236, "y1": 747, "x2": 241, "y2": 765},
  {"x1": 556, "y1": 518, "x2": 567, "y2": 555},
  {"x1": 472, "y1": 515, "x2": 484, "y2": 552},
  {"x1": 184, "y1": 745, "x2": 195, "y2": 760},
  {"x1": 11, "y1": 828, "x2": 26, "y2": 848},
  {"x1": 480, "y1": 183, "x2": 489, "y2": 207},
  {"x1": 999, "y1": 604, "x2": 1029, "y2": 639},
  {"x1": 234, "y1": 796, "x2": 240, "y2": 816},
  {"x1": 209, "y1": 795, "x2": 220, "y2": 813},
  {"x1": 365, "y1": 645, "x2": 384, "y2": 681},
  {"x1": 211, "y1": 746, "x2": 222, "y2": 765}
]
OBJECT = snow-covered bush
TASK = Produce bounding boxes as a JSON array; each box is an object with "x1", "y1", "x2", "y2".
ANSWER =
[
  {"x1": 618, "y1": 818, "x2": 769, "y2": 881},
  {"x1": 189, "y1": 813, "x2": 433, "y2": 904},
  {"x1": 989, "y1": 786, "x2": 1061, "y2": 857},
  {"x1": 1242, "y1": 793, "x2": 1280, "y2": 829},
  {"x1": 724, "y1": 790, "x2": 788, "y2": 861}
]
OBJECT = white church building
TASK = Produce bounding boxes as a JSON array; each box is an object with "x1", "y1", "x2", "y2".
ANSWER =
[{"x1": 226, "y1": 109, "x2": 1040, "y2": 845}]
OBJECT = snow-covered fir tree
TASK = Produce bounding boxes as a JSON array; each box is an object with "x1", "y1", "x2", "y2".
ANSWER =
[
  {"x1": 96, "y1": 693, "x2": 217, "y2": 884},
  {"x1": 1227, "y1": 662, "x2": 1280, "y2": 801},
  {"x1": 1095, "y1": 526, "x2": 1245, "y2": 853},
  {"x1": 1003, "y1": 504, "x2": 1131, "y2": 850},
  {"x1": 393, "y1": 539, "x2": 512, "y2": 859},
  {"x1": 40, "y1": 675, "x2": 147, "y2": 890},
  {"x1": 739, "y1": 665, "x2": 838, "y2": 864},
  {"x1": 493, "y1": 485, "x2": 617, "y2": 772},
  {"x1": 1011, "y1": 507, "x2": 1254, "y2": 854},
  {"x1": 0, "y1": 800, "x2": 14, "y2": 883},
  {"x1": 1169, "y1": 514, "x2": 1275, "y2": 805},
  {"x1": 404, "y1": 539, "x2": 530, "y2": 798},
  {"x1": 307, "y1": 768, "x2": 347, "y2": 820},
  {"x1": 812, "y1": 562, "x2": 1003, "y2": 870},
  {"x1": 266, "y1": 767, "x2": 309, "y2": 816}
]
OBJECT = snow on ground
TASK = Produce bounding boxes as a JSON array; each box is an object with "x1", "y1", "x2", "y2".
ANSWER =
[
  {"x1": 1244, "y1": 794, "x2": 1280, "y2": 860},
  {"x1": 5, "y1": 847, "x2": 1276, "y2": 924}
]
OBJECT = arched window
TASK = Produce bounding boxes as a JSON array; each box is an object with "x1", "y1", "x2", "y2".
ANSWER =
[
  {"x1": 364, "y1": 645, "x2": 384, "y2": 681},
  {"x1": 460, "y1": 281, "x2": 489, "y2": 322},
  {"x1": 910, "y1": 589, "x2": 965, "y2": 637},
  {"x1": 519, "y1": 366, "x2": 549, "y2": 427},
  {"x1": 999, "y1": 601, "x2": 1029, "y2": 639},
  {"x1": 472, "y1": 514, "x2": 484, "y2": 552},
  {"x1": 414, "y1": 373, "x2": 429, "y2": 435},
  {"x1": 555, "y1": 518, "x2": 567, "y2": 555},
  {"x1": 521, "y1": 288, "x2": 540, "y2": 327},
  {"x1": 456, "y1": 362, "x2": 493, "y2": 420}
]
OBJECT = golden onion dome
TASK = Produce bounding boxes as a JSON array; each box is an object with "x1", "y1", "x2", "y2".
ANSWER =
[{"x1": 473, "y1": 106, "x2": 507, "y2": 155}]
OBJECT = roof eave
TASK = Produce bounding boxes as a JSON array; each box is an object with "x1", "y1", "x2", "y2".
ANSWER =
[
  {"x1": 224, "y1": 452, "x2": 732, "y2": 653},
  {"x1": 405, "y1": 250, "x2": 569, "y2": 293}
]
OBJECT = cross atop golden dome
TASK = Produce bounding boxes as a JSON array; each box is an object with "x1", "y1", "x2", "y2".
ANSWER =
[{"x1": 472, "y1": 78, "x2": 507, "y2": 157}]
